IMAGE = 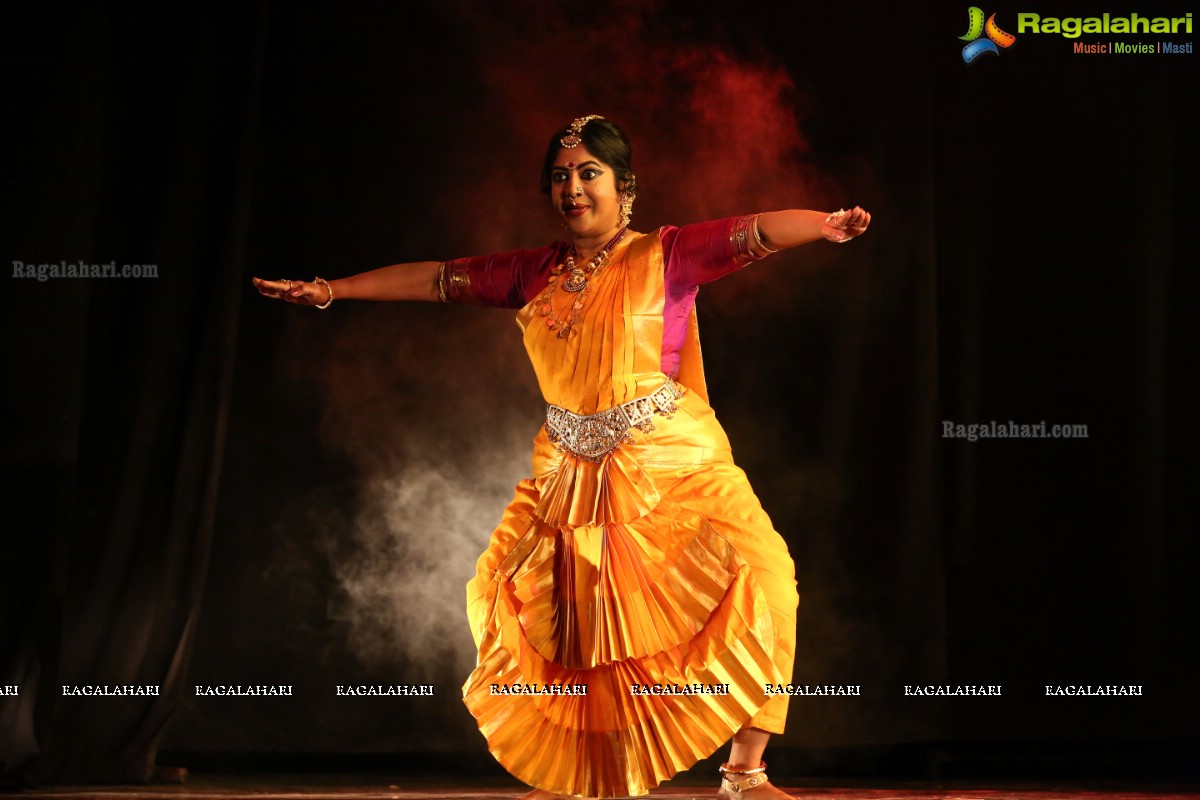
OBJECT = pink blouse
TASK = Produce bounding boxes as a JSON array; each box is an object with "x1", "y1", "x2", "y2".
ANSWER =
[{"x1": 442, "y1": 216, "x2": 769, "y2": 376}]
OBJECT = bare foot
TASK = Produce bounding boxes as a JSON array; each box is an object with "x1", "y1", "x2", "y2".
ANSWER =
[{"x1": 518, "y1": 790, "x2": 593, "y2": 800}]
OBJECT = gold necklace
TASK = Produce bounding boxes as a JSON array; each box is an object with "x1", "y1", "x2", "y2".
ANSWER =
[{"x1": 537, "y1": 227, "x2": 628, "y2": 339}]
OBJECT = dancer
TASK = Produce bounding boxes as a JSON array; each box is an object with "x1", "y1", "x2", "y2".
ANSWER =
[{"x1": 255, "y1": 115, "x2": 870, "y2": 799}]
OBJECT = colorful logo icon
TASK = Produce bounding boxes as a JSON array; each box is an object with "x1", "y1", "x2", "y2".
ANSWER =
[{"x1": 960, "y1": 7, "x2": 1017, "y2": 62}]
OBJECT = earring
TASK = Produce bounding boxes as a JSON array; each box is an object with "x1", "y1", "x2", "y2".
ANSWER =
[{"x1": 619, "y1": 189, "x2": 635, "y2": 227}]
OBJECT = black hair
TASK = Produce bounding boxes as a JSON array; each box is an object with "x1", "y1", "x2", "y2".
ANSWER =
[{"x1": 539, "y1": 117, "x2": 636, "y2": 195}]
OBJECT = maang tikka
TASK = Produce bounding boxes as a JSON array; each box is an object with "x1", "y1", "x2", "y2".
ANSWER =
[{"x1": 560, "y1": 115, "x2": 605, "y2": 148}]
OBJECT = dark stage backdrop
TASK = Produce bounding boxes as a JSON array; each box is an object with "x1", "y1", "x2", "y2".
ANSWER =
[{"x1": 2, "y1": 0, "x2": 1196, "y2": 786}]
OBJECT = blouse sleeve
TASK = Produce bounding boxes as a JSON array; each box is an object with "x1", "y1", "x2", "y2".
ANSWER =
[
  {"x1": 440, "y1": 243, "x2": 566, "y2": 308},
  {"x1": 661, "y1": 215, "x2": 776, "y2": 287}
]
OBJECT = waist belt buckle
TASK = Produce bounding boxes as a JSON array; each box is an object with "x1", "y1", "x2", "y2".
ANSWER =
[{"x1": 545, "y1": 380, "x2": 685, "y2": 462}]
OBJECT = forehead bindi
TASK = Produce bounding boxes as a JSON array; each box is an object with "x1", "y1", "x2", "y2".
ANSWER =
[{"x1": 553, "y1": 146, "x2": 603, "y2": 171}]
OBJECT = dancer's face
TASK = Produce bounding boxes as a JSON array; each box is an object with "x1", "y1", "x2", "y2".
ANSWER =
[{"x1": 549, "y1": 145, "x2": 622, "y2": 239}]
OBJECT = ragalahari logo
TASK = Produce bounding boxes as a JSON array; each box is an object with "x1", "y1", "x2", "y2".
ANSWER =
[{"x1": 960, "y1": 7, "x2": 1017, "y2": 62}]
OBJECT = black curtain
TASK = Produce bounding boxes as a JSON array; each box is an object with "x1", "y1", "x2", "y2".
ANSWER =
[{"x1": 2, "y1": 2, "x2": 265, "y2": 784}]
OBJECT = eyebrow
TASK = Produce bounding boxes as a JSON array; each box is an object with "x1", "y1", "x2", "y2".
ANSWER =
[{"x1": 551, "y1": 161, "x2": 603, "y2": 171}]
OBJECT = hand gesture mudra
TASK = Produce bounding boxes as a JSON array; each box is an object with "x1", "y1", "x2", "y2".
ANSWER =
[
  {"x1": 820, "y1": 205, "x2": 871, "y2": 244},
  {"x1": 252, "y1": 276, "x2": 334, "y2": 309}
]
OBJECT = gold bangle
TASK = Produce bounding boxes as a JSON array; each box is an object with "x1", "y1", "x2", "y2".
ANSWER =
[
  {"x1": 750, "y1": 215, "x2": 779, "y2": 255},
  {"x1": 313, "y1": 276, "x2": 334, "y2": 309},
  {"x1": 436, "y1": 262, "x2": 449, "y2": 303},
  {"x1": 730, "y1": 215, "x2": 777, "y2": 262}
]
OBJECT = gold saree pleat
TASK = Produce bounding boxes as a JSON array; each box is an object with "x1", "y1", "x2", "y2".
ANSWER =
[
  {"x1": 463, "y1": 231, "x2": 797, "y2": 798},
  {"x1": 463, "y1": 510, "x2": 777, "y2": 797},
  {"x1": 534, "y1": 445, "x2": 661, "y2": 530}
]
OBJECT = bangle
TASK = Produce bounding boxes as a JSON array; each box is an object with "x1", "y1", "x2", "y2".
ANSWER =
[
  {"x1": 436, "y1": 262, "x2": 449, "y2": 303},
  {"x1": 730, "y1": 215, "x2": 777, "y2": 262},
  {"x1": 313, "y1": 276, "x2": 334, "y2": 309},
  {"x1": 750, "y1": 215, "x2": 779, "y2": 255}
]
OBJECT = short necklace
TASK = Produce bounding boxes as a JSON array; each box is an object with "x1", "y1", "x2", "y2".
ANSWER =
[{"x1": 537, "y1": 227, "x2": 628, "y2": 339}]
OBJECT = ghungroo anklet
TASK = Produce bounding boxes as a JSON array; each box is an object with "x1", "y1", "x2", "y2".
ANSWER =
[{"x1": 719, "y1": 761, "x2": 769, "y2": 793}]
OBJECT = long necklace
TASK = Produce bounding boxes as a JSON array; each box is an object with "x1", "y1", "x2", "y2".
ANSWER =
[{"x1": 537, "y1": 227, "x2": 628, "y2": 339}]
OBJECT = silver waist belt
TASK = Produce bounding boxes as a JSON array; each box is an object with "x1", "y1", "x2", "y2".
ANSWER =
[{"x1": 545, "y1": 380, "x2": 686, "y2": 462}]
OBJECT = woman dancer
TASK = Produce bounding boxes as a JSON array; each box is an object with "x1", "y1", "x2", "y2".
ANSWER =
[{"x1": 255, "y1": 115, "x2": 869, "y2": 800}]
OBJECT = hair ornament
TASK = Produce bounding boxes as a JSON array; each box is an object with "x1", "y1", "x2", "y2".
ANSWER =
[{"x1": 560, "y1": 115, "x2": 605, "y2": 148}]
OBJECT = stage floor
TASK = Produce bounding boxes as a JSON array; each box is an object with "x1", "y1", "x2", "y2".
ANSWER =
[{"x1": 11, "y1": 777, "x2": 1200, "y2": 800}]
